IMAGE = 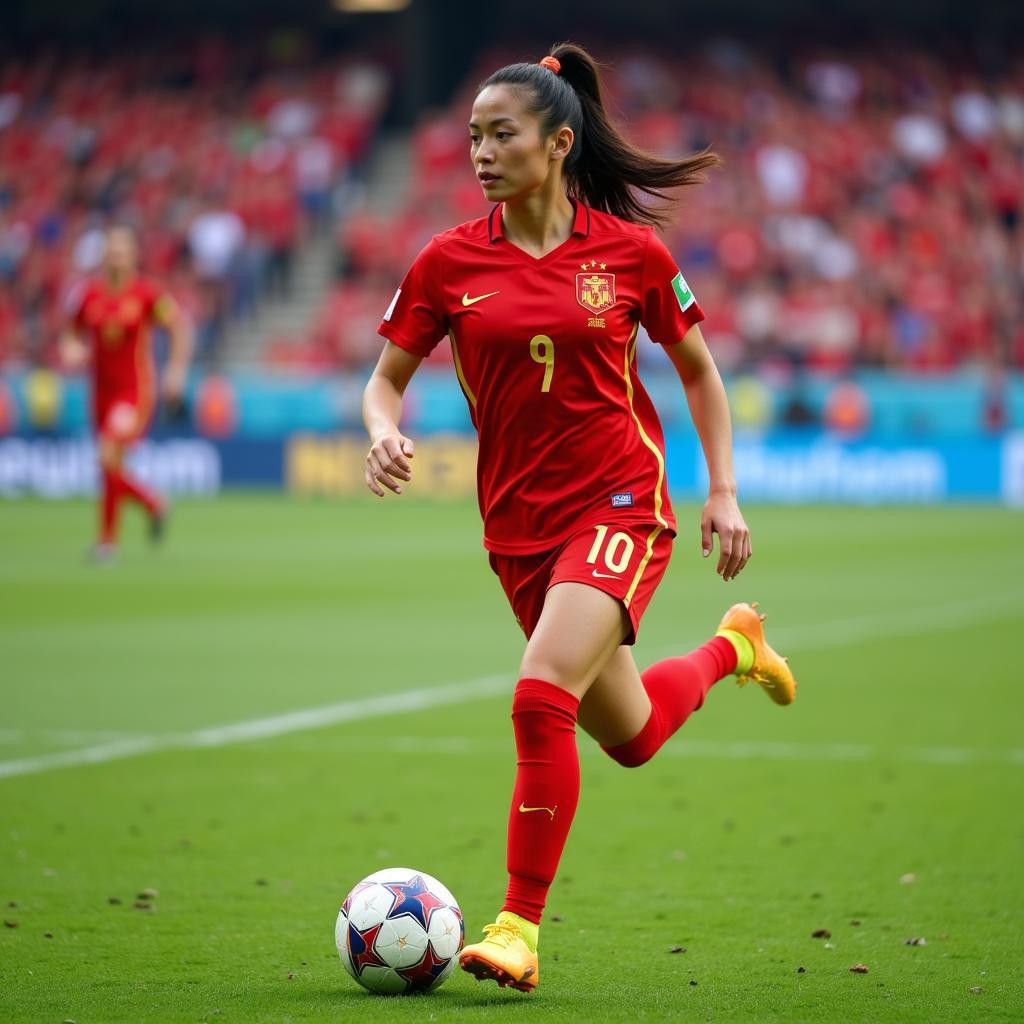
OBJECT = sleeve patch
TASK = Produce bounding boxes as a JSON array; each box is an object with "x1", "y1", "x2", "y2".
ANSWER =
[
  {"x1": 153, "y1": 294, "x2": 176, "y2": 325},
  {"x1": 671, "y1": 272, "x2": 695, "y2": 313},
  {"x1": 383, "y1": 288, "x2": 401, "y2": 322}
]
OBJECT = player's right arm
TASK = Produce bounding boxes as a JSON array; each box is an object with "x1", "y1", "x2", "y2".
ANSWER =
[
  {"x1": 365, "y1": 239, "x2": 447, "y2": 497},
  {"x1": 59, "y1": 326, "x2": 90, "y2": 371},
  {"x1": 59, "y1": 281, "x2": 92, "y2": 371},
  {"x1": 362, "y1": 341, "x2": 423, "y2": 497}
]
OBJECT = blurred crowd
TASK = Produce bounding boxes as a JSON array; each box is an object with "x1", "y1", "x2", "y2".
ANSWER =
[
  {"x1": 1, "y1": 37, "x2": 1022, "y2": 378},
  {"x1": 299, "y1": 40, "x2": 1023, "y2": 374},
  {"x1": 0, "y1": 33, "x2": 389, "y2": 368}
]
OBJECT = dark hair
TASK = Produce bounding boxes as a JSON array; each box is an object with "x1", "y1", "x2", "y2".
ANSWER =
[{"x1": 478, "y1": 42, "x2": 719, "y2": 228}]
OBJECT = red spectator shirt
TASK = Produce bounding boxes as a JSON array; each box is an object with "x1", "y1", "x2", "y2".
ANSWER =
[
  {"x1": 378, "y1": 202, "x2": 704, "y2": 555},
  {"x1": 72, "y1": 276, "x2": 172, "y2": 403}
]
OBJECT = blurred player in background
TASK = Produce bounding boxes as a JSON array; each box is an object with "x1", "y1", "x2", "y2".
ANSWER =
[
  {"x1": 61, "y1": 225, "x2": 193, "y2": 560},
  {"x1": 363, "y1": 43, "x2": 797, "y2": 993}
]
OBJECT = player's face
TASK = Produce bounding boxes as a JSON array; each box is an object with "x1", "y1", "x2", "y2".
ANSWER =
[
  {"x1": 470, "y1": 85, "x2": 561, "y2": 201},
  {"x1": 104, "y1": 229, "x2": 138, "y2": 277}
]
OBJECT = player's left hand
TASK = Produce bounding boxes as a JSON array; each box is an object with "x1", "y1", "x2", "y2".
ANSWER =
[
  {"x1": 160, "y1": 368, "x2": 188, "y2": 421},
  {"x1": 161, "y1": 366, "x2": 186, "y2": 406},
  {"x1": 701, "y1": 491, "x2": 751, "y2": 581}
]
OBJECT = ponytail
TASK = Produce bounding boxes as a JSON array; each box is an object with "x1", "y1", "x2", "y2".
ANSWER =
[{"x1": 478, "y1": 42, "x2": 719, "y2": 228}]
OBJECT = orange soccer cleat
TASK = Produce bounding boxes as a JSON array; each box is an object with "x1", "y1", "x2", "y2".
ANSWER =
[
  {"x1": 459, "y1": 912, "x2": 539, "y2": 992},
  {"x1": 717, "y1": 602, "x2": 797, "y2": 705}
]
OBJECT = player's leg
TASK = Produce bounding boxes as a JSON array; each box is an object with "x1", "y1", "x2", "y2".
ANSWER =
[
  {"x1": 503, "y1": 580, "x2": 630, "y2": 913},
  {"x1": 459, "y1": 581, "x2": 628, "y2": 992},
  {"x1": 576, "y1": 645, "x2": 651, "y2": 746},
  {"x1": 561, "y1": 520, "x2": 735, "y2": 759},
  {"x1": 582, "y1": 603, "x2": 798, "y2": 767},
  {"x1": 579, "y1": 637, "x2": 742, "y2": 765},
  {"x1": 104, "y1": 402, "x2": 165, "y2": 535},
  {"x1": 94, "y1": 433, "x2": 124, "y2": 558},
  {"x1": 462, "y1": 522, "x2": 672, "y2": 987}
]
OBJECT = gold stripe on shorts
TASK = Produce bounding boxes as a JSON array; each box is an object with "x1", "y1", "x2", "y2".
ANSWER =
[{"x1": 623, "y1": 524, "x2": 664, "y2": 608}]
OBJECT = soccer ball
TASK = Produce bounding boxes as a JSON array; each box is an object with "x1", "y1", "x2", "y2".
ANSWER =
[{"x1": 335, "y1": 866, "x2": 464, "y2": 995}]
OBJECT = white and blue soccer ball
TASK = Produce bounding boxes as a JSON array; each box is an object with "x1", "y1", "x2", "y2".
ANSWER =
[{"x1": 335, "y1": 866, "x2": 464, "y2": 995}]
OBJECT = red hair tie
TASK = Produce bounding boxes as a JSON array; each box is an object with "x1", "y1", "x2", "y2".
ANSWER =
[{"x1": 539, "y1": 56, "x2": 561, "y2": 74}]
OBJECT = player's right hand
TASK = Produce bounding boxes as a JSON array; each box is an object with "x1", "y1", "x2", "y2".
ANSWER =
[
  {"x1": 365, "y1": 433, "x2": 415, "y2": 497},
  {"x1": 59, "y1": 334, "x2": 89, "y2": 371}
]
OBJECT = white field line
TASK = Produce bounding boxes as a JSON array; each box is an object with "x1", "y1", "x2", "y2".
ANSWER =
[
  {"x1": 0, "y1": 675, "x2": 511, "y2": 781},
  {"x1": 0, "y1": 594, "x2": 1017, "y2": 782}
]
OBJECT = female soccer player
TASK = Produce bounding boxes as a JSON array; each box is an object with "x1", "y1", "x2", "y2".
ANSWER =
[
  {"x1": 362, "y1": 43, "x2": 797, "y2": 993},
  {"x1": 62, "y1": 226, "x2": 193, "y2": 559}
]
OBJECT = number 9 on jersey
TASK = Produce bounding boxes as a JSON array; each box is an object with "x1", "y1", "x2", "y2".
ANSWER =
[{"x1": 529, "y1": 335, "x2": 554, "y2": 392}]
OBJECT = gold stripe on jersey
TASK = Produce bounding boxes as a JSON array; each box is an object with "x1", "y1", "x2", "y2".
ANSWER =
[
  {"x1": 624, "y1": 524, "x2": 664, "y2": 607},
  {"x1": 622, "y1": 322, "x2": 668, "y2": 530},
  {"x1": 448, "y1": 328, "x2": 477, "y2": 409}
]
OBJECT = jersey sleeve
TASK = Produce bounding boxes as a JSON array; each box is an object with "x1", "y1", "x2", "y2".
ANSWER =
[
  {"x1": 639, "y1": 232, "x2": 705, "y2": 346},
  {"x1": 68, "y1": 280, "x2": 91, "y2": 330},
  {"x1": 377, "y1": 239, "x2": 447, "y2": 357}
]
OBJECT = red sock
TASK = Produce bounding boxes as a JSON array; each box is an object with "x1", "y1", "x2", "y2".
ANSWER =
[
  {"x1": 602, "y1": 636, "x2": 737, "y2": 768},
  {"x1": 100, "y1": 467, "x2": 121, "y2": 544},
  {"x1": 502, "y1": 678, "x2": 580, "y2": 925},
  {"x1": 117, "y1": 470, "x2": 161, "y2": 516}
]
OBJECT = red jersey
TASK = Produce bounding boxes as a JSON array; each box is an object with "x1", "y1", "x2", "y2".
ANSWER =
[
  {"x1": 73, "y1": 276, "x2": 171, "y2": 401},
  {"x1": 378, "y1": 202, "x2": 704, "y2": 555}
]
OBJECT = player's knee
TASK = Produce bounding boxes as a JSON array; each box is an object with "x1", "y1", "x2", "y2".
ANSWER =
[
  {"x1": 518, "y1": 650, "x2": 585, "y2": 692},
  {"x1": 601, "y1": 743, "x2": 650, "y2": 768},
  {"x1": 98, "y1": 440, "x2": 121, "y2": 470}
]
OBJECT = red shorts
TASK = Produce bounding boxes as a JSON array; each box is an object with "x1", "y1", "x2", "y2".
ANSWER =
[
  {"x1": 488, "y1": 521, "x2": 673, "y2": 644},
  {"x1": 95, "y1": 393, "x2": 150, "y2": 444}
]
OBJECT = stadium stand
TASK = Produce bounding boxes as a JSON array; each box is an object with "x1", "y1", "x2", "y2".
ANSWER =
[
  {"x1": 298, "y1": 41, "x2": 1023, "y2": 373},
  {"x1": 0, "y1": 38, "x2": 1021, "y2": 376},
  {"x1": 0, "y1": 39, "x2": 390, "y2": 369}
]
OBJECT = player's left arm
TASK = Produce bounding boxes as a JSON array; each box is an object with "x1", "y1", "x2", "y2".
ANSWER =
[
  {"x1": 153, "y1": 293, "x2": 194, "y2": 405},
  {"x1": 663, "y1": 324, "x2": 751, "y2": 582}
]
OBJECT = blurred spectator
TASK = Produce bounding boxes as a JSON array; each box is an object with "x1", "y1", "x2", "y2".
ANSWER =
[
  {"x1": 823, "y1": 379, "x2": 871, "y2": 436},
  {"x1": 294, "y1": 134, "x2": 338, "y2": 232},
  {"x1": 729, "y1": 375, "x2": 773, "y2": 434},
  {"x1": 1, "y1": 36, "x2": 1022, "y2": 384},
  {"x1": 780, "y1": 381, "x2": 819, "y2": 427},
  {"x1": 0, "y1": 41, "x2": 390, "y2": 370},
  {"x1": 0, "y1": 378, "x2": 15, "y2": 434},
  {"x1": 194, "y1": 374, "x2": 238, "y2": 438},
  {"x1": 188, "y1": 195, "x2": 246, "y2": 361},
  {"x1": 982, "y1": 365, "x2": 1008, "y2": 433},
  {"x1": 299, "y1": 39, "x2": 1023, "y2": 376},
  {"x1": 755, "y1": 142, "x2": 810, "y2": 208},
  {"x1": 24, "y1": 368, "x2": 62, "y2": 432}
]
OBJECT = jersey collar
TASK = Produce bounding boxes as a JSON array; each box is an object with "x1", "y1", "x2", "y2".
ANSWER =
[{"x1": 487, "y1": 200, "x2": 590, "y2": 244}]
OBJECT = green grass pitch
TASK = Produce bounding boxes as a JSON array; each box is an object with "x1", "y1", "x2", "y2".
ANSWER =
[{"x1": 1, "y1": 495, "x2": 1022, "y2": 1023}]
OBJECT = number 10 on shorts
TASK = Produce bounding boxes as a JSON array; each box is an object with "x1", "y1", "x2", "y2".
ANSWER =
[{"x1": 586, "y1": 525, "x2": 635, "y2": 574}]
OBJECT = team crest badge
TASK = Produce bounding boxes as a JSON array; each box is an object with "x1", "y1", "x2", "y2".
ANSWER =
[
  {"x1": 101, "y1": 322, "x2": 125, "y2": 346},
  {"x1": 576, "y1": 272, "x2": 616, "y2": 315}
]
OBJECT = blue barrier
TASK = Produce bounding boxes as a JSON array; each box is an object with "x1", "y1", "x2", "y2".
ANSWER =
[
  {"x1": 667, "y1": 434, "x2": 1004, "y2": 503},
  {"x1": 0, "y1": 437, "x2": 278, "y2": 498},
  {"x1": 2, "y1": 431, "x2": 1022, "y2": 505}
]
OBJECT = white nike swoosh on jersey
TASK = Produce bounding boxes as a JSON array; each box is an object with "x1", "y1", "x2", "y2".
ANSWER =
[{"x1": 591, "y1": 570, "x2": 622, "y2": 579}]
